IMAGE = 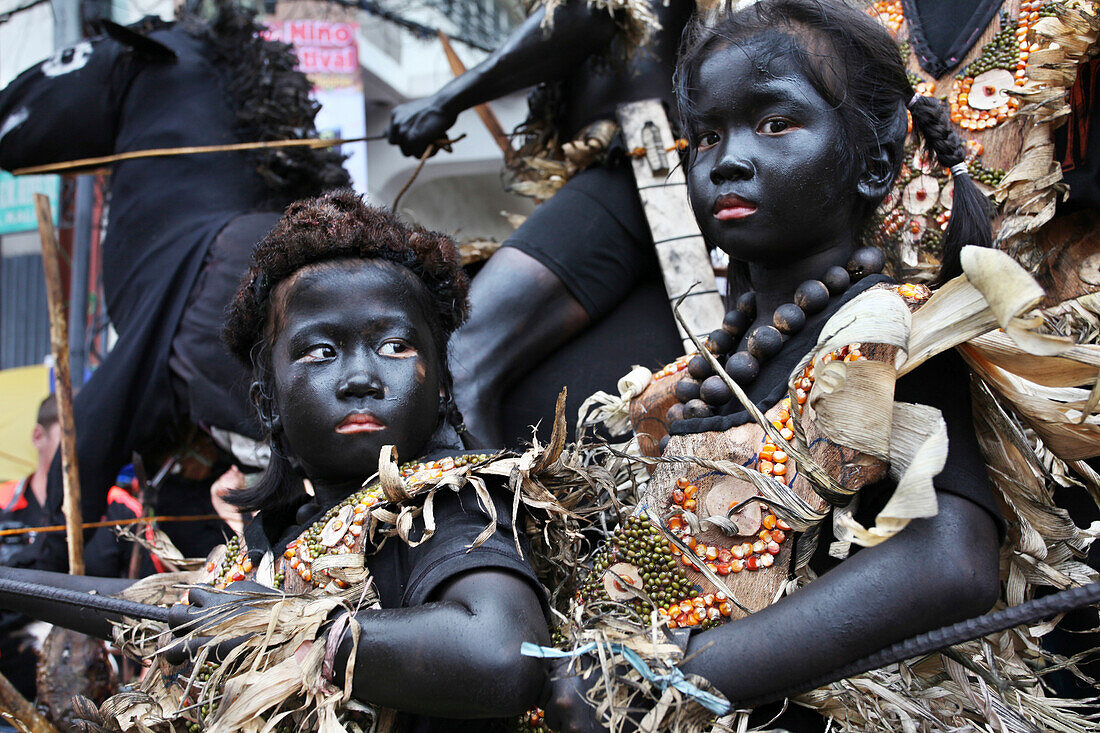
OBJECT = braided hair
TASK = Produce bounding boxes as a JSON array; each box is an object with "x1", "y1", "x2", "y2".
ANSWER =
[
  {"x1": 676, "y1": 0, "x2": 992, "y2": 285},
  {"x1": 222, "y1": 189, "x2": 471, "y2": 512}
]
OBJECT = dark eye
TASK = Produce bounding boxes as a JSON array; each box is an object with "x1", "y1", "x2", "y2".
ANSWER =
[
  {"x1": 299, "y1": 344, "x2": 336, "y2": 362},
  {"x1": 759, "y1": 118, "x2": 792, "y2": 135},
  {"x1": 378, "y1": 340, "x2": 415, "y2": 357},
  {"x1": 695, "y1": 131, "x2": 720, "y2": 149}
]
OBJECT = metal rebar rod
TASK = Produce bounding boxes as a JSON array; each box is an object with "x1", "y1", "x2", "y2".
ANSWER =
[
  {"x1": 739, "y1": 580, "x2": 1100, "y2": 707},
  {"x1": 0, "y1": 576, "x2": 170, "y2": 623}
]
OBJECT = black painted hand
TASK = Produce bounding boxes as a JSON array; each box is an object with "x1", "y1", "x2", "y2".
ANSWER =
[
  {"x1": 387, "y1": 96, "x2": 456, "y2": 158},
  {"x1": 163, "y1": 580, "x2": 274, "y2": 664},
  {"x1": 542, "y1": 660, "x2": 607, "y2": 733}
]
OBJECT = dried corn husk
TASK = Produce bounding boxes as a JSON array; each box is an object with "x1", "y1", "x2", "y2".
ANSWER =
[{"x1": 996, "y1": 2, "x2": 1100, "y2": 248}]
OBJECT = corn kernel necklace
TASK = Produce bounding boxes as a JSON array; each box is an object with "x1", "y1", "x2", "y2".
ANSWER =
[{"x1": 210, "y1": 453, "x2": 493, "y2": 591}]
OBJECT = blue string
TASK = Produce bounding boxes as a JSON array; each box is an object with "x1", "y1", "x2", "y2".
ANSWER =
[{"x1": 520, "y1": 642, "x2": 731, "y2": 715}]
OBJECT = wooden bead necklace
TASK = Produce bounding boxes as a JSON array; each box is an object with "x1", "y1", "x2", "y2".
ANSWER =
[{"x1": 669, "y1": 246, "x2": 885, "y2": 423}]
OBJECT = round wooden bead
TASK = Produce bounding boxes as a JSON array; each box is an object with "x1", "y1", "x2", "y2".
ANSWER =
[
  {"x1": 722, "y1": 309, "x2": 751, "y2": 337},
  {"x1": 688, "y1": 354, "x2": 714, "y2": 380},
  {"x1": 793, "y1": 280, "x2": 830, "y2": 315},
  {"x1": 772, "y1": 303, "x2": 806, "y2": 335},
  {"x1": 822, "y1": 266, "x2": 851, "y2": 295},
  {"x1": 847, "y1": 246, "x2": 886, "y2": 280},
  {"x1": 700, "y1": 375, "x2": 733, "y2": 406},
  {"x1": 706, "y1": 329, "x2": 734, "y2": 355},
  {"x1": 658, "y1": 434, "x2": 671, "y2": 453},
  {"x1": 735, "y1": 291, "x2": 756, "y2": 318},
  {"x1": 746, "y1": 325, "x2": 783, "y2": 360},
  {"x1": 684, "y1": 399, "x2": 713, "y2": 419},
  {"x1": 666, "y1": 402, "x2": 687, "y2": 424},
  {"x1": 674, "y1": 377, "x2": 701, "y2": 403},
  {"x1": 724, "y1": 351, "x2": 760, "y2": 384}
]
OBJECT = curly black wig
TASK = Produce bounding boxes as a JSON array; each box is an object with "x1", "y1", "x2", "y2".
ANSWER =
[
  {"x1": 224, "y1": 189, "x2": 469, "y2": 365},
  {"x1": 223, "y1": 189, "x2": 470, "y2": 512}
]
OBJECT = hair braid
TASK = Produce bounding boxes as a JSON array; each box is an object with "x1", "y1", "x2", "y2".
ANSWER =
[{"x1": 907, "y1": 94, "x2": 993, "y2": 285}]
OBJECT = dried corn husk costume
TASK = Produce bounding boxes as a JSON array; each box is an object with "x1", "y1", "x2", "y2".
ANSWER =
[
  {"x1": 76, "y1": 433, "x2": 638, "y2": 733},
  {"x1": 552, "y1": 243, "x2": 1100, "y2": 732}
]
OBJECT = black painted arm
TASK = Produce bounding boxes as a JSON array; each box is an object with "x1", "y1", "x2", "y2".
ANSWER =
[
  {"x1": 333, "y1": 568, "x2": 550, "y2": 717},
  {"x1": 387, "y1": 2, "x2": 617, "y2": 157},
  {"x1": 0, "y1": 566, "x2": 135, "y2": 640},
  {"x1": 680, "y1": 492, "x2": 1001, "y2": 704}
]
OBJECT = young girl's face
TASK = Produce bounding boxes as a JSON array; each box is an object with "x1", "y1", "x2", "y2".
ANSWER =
[
  {"x1": 686, "y1": 35, "x2": 863, "y2": 265},
  {"x1": 269, "y1": 261, "x2": 442, "y2": 486}
]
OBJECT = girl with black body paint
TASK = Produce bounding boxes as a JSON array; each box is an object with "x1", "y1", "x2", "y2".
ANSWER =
[
  {"x1": 546, "y1": 2, "x2": 1003, "y2": 730},
  {"x1": 0, "y1": 192, "x2": 550, "y2": 730}
]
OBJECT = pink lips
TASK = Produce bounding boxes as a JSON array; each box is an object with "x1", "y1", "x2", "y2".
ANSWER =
[
  {"x1": 713, "y1": 194, "x2": 757, "y2": 221},
  {"x1": 336, "y1": 413, "x2": 385, "y2": 434}
]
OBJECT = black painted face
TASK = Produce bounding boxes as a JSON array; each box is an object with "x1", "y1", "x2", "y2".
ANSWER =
[
  {"x1": 686, "y1": 36, "x2": 863, "y2": 265},
  {"x1": 270, "y1": 262, "x2": 441, "y2": 487}
]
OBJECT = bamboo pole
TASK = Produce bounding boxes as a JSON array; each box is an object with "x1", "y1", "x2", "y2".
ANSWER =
[
  {"x1": 0, "y1": 670, "x2": 61, "y2": 733},
  {"x1": 34, "y1": 193, "x2": 84, "y2": 576},
  {"x1": 11, "y1": 134, "x2": 384, "y2": 177},
  {"x1": 0, "y1": 514, "x2": 221, "y2": 538},
  {"x1": 437, "y1": 31, "x2": 513, "y2": 159}
]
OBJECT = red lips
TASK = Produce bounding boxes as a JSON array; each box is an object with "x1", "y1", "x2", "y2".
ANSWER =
[
  {"x1": 335, "y1": 412, "x2": 385, "y2": 434},
  {"x1": 713, "y1": 194, "x2": 758, "y2": 221}
]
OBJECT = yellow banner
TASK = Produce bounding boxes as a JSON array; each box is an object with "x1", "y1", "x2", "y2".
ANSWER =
[{"x1": 0, "y1": 365, "x2": 50, "y2": 482}]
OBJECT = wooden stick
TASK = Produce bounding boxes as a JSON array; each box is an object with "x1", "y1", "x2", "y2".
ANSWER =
[
  {"x1": 392, "y1": 134, "x2": 466, "y2": 211},
  {"x1": 0, "y1": 514, "x2": 222, "y2": 537},
  {"x1": 34, "y1": 194, "x2": 84, "y2": 576},
  {"x1": 437, "y1": 31, "x2": 512, "y2": 158},
  {"x1": 11, "y1": 134, "x2": 384, "y2": 177},
  {"x1": 0, "y1": 669, "x2": 61, "y2": 733}
]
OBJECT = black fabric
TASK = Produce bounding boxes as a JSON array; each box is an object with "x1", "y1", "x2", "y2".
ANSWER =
[
  {"x1": 242, "y1": 450, "x2": 547, "y2": 732},
  {"x1": 169, "y1": 212, "x2": 277, "y2": 439},
  {"x1": 84, "y1": 492, "x2": 141, "y2": 578},
  {"x1": 153, "y1": 471, "x2": 233, "y2": 563},
  {"x1": 501, "y1": 275, "x2": 683, "y2": 448},
  {"x1": 504, "y1": 150, "x2": 658, "y2": 320},
  {"x1": 903, "y1": 0, "x2": 1005, "y2": 78},
  {"x1": 30, "y1": 26, "x2": 272, "y2": 574},
  {"x1": 670, "y1": 274, "x2": 892, "y2": 436}
]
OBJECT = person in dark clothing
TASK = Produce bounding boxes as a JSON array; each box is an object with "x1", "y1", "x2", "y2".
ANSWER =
[
  {"x1": 0, "y1": 192, "x2": 549, "y2": 731},
  {"x1": 0, "y1": 395, "x2": 59, "y2": 700},
  {"x1": 388, "y1": 0, "x2": 693, "y2": 447},
  {"x1": 545, "y1": 2, "x2": 1003, "y2": 729}
]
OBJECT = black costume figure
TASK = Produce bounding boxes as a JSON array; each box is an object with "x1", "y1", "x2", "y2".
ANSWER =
[
  {"x1": 389, "y1": 0, "x2": 692, "y2": 446},
  {"x1": 0, "y1": 10, "x2": 347, "y2": 568}
]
